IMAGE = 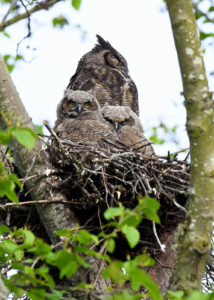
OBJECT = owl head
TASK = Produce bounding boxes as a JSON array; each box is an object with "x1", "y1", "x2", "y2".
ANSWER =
[
  {"x1": 57, "y1": 90, "x2": 101, "y2": 121},
  {"x1": 75, "y1": 35, "x2": 129, "y2": 74},
  {"x1": 101, "y1": 105, "x2": 143, "y2": 133}
]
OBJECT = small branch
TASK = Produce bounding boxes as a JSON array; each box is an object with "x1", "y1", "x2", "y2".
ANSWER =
[
  {"x1": 193, "y1": 3, "x2": 214, "y2": 23},
  {"x1": 0, "y1": 0, "x2": 19, "y2": 26},
  {"x1": 0, "y1": 0, "x2": 63, "y2": 32},
  {"x1": 152, "y1": 221, "x2": 166, "y2": 252},
  {"x1": 1, "y1": 198, "x2": 76, "y2": 207}
]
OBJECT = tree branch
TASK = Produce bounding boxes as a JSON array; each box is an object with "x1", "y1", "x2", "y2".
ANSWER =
[
  {"x1": 0, "y1": 0, "x2": 63, "y2": 32},
  {"x1": 193, "y1": 2, "x2": 214, "y2": 24},
  {"x1": 166, "y1": 0, "x2": 214, "y2": 292}
]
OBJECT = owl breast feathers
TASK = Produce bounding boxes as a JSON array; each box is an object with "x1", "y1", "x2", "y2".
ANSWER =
[
  {"x1": 54, "y1": 90, "x2": 119, "y2": 148},
  {"x1": 101, "y1": 105, "x2": 155, "y2": 156},
  {"x1": 67, "y1": 34, "x2": 139, "y2": 115}
]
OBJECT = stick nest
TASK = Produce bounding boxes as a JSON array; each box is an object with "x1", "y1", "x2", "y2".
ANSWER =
[{"x1": 47, "y1": 137, "x2": 190, "y2": 212}]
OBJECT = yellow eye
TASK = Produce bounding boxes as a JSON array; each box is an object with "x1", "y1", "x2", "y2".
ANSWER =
[
  {"x1": 69, "y1": 101, "x2": 75, "y2": 107},
  {"x1": 84, "y1": 102, "x2": 91, "y2": 108}
]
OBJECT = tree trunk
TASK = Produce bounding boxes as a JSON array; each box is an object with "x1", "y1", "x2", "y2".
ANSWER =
[
  {"x1": 0, "y1": 56, "x2": 110, "y2": 296},
  {"x1": 166, "y1": 0, "x2": 214, "y2": 292}
]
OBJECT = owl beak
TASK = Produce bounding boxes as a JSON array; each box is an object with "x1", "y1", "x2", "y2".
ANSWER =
[
  {"x1": 76, "y1": 104, "x2": 84, "y2": 114},
  {"x1": 113, "y1": 121, "x2": 120, "y2": 131}
]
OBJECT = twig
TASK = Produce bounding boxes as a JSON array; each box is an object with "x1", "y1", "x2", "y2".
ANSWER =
[
  {"x1": 152, "y1": 221, "x2": 166, "y2": 252},
  {"x1": 1, "y1": 199, "x2": 73, "y2": 207},
  {"x1": 0, "y1": 0, "x2": 19, "y2": 27}
]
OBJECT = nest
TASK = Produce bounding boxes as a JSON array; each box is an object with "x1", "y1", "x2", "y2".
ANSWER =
[
  {"x1": 44, "y1": 133, "x2": 190, "y2": 258},
  {"x1": 0, "y1": 133, "x2": 190, "y2": 259},
  {"x1": 47, "y1": 136, "x2": 190, "y2": 211}
]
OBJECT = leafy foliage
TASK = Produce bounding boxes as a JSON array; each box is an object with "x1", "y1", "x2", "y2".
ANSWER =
[{"x1": 149, "y1": 122, "x2": 179, "y2": 145}]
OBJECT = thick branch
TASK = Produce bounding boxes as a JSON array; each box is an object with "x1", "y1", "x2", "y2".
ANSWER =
[
  {"x1": 0, "y1": 55, "x2": 78, "y2": 244},
  {"x1": 0, "y1": 0, "x2": 63, "y2": 32},
  {"x1": 166, "y1": 0, "x2": 214, "y2": 292}
]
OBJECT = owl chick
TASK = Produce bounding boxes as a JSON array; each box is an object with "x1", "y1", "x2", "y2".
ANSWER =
[
  {"x1": 54, "y1": 90, "x2": 119, "y2": 148},
  {"x1": 101, "y1": 106, "x2": 155, "y2": 156},
  {"x1": 67, "y1": 34, "x2": 139, "y2": 115}
]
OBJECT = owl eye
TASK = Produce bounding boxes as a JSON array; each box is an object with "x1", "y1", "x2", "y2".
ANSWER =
[
  {"x1": 84, "y1": 102, "x2": 91, "y2": 108},
  {"x1": 122, "y1": 117, "x2": 134, "y2": 126},
  {"x1": 69, "y1": 101, "x2": 76, "y2": 108},
  {"x1": 106, "y1": 53, "x2": 120, "y2": 67}
]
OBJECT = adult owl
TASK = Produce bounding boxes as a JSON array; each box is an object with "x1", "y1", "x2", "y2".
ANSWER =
[
  {"x1": 67, "y1": 34, "x2": 139, "y2": 115},
  {"x1": 54, "y1": 90, "x2": 119, "y2": 148},
  {"x1": 101, "y1": 105, "x2": 155, "y2": 156}
]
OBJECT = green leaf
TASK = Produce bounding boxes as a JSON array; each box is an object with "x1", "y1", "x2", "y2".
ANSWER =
[
  {"x1": 200, "y1": 31, "x2": 214, "y2": 41},
  {"x1": 121, "y1": 226, "x2": 140, "y2": 248},
  {"x1": 3, "y1": 54, "x2": 14, "y2": 73},
  {"x1": 11, "y1": 128, "x2": 37, "y2": 149},
  {"x1": 52, "y1": 15, "x2": 69, "y2": 28},
  {"x1": 121, "y1": 213, "x2": 142, "y2": 227},
  {"x1": 33, "y1": 239, "x2": 52, "y2": 257},
  {"x1": 0, "y1": 225, "x2": 10, "y2": 235},
  {"x1": 2, "y1": 31, "x2": 10, "y2": 38},
  {"x1": 167, "y1": 290, "x2": 184, "y2": 299},
  {"x1": 27, "y1": 289, "x2": 46, "y2": 300},
  {"x1": 138, "y1": 196, "x2": 160, "y2": 224},
  {"x1": 102, "y1": 261, "x2": 126, "y2": 284},
  {"x1": 104, "y1": 206, "x2": 124, "y2": 220},
  {"x1": 208, "y1": 6, "x2": 214, "y2": 12},
  {"x1": 3, "y1": 240, "x2": 23, "y2": 260},
  {"x1": 184, "y1": 291, "x2": 210, "y2": 300},
  {"x1": 123, "y1": 262, "x2": 162, "y2": 300},
  {"x1": 76, "y1": 229, "x2": 98, "y2": 245},
  {"x1": 72, "y1": 0, "x2": 81, "y2": 10},
  {"x1": 15, "y1": 229, "x2": 35, "y2": 249},
  {"x1": 9, "y1": 173, "x2": 22, "y2": 190},
  {"x1": 48, "y1": 250, "x2": 77, "y2": 278},
  {"x1": 36, "y1": 266, "x2": 55, "y2": 287},
  {"x1": 0, "y1": 181, "x2": 18, "y2": 203},
  {"x1": 106, "y1": 238, "x2": 115, "y2": 253},
  {"x1": 0, "y1": 130, "x2": 12, "y2": 144}
]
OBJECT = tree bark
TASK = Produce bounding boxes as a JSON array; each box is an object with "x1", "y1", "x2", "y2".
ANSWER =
[
  {"x1": 166, "y1": 0, "x2": 214, "y2": 292},
  {"x1": 0, "y1": 55, "x2": 79, "y2": 244}
]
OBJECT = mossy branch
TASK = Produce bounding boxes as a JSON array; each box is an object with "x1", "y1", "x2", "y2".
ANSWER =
[{"x1": 166, "y1": 0, "x2": 214, "y2": 292}]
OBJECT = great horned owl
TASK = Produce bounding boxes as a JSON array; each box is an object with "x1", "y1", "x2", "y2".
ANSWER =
[
  {"x1": 67, "y1": 35, "x2": 139, "y2": 115},
  {"x1": 101, "y1": 105, "x2": 155, "y2": 156},
  {"x1": 54, "y1": 90, "x2": 118, "y2": 148}
]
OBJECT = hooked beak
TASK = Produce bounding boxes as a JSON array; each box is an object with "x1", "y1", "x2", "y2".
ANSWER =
[
  {"x1": 76, "y1": 104, "x2": 84, "y2": 114},
  {"x1": 113, "y1": 121, "x2": 120, "y2": 131}
]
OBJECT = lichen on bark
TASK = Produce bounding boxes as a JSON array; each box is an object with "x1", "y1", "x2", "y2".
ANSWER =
[{"x1": 166, "y1": 0, "x2": 214, "y2": 292}]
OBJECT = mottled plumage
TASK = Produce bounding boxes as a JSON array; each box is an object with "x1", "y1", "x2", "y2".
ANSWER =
[
  {"x1": 67, "y1": 35, "x2": 139, "y2": 115},
  {"x1": 101, "y1": 105, "x2": 155, "y2": 156},
  {"x1": 54, "y1": 90, "x2": 118, "y2": 148}
]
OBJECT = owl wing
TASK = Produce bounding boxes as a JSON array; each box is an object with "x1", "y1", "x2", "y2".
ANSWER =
[
  {"x1": 54, "y1": 119, "x2": 119, "y2": 148},
  {"x1": 67, "y1": 68, "x2": 96, "y2": 92},
  {"x1": 118, "y1": 126, "x2": 155, "y2": 155}
]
